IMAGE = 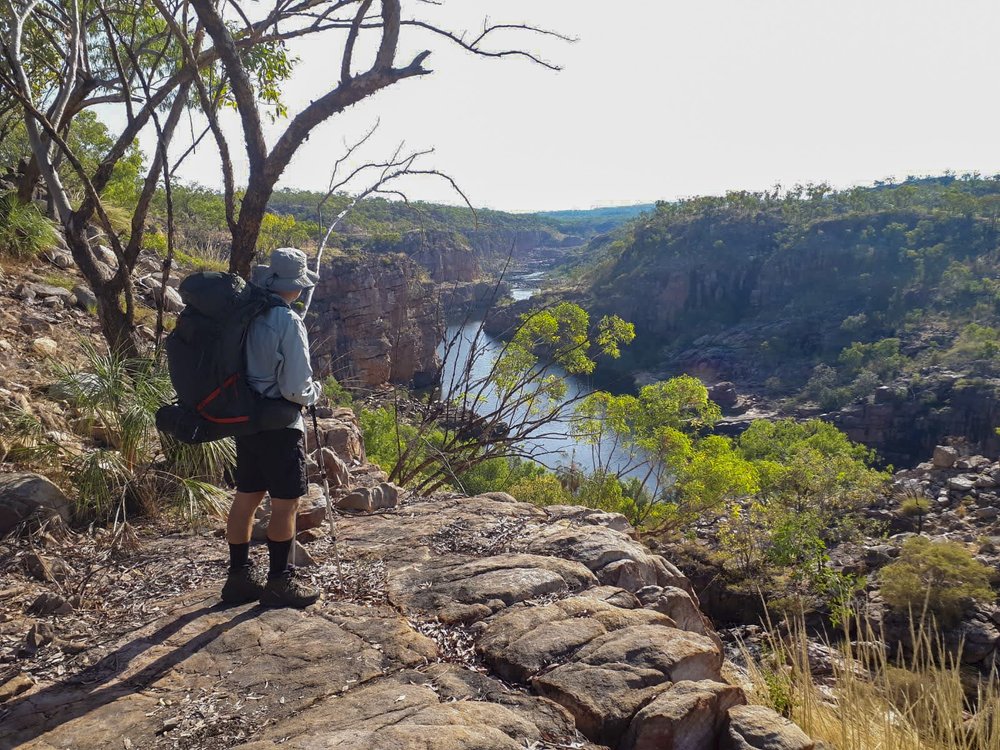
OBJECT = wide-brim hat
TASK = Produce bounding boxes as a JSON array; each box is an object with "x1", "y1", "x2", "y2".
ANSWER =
[{"x1": 252, "y1": 247, "x2": 319, "y2": 293}]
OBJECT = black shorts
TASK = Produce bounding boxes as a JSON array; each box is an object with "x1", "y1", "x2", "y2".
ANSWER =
[{"x1": 234, "y1": 428, "x2": 308, "y2": 499}]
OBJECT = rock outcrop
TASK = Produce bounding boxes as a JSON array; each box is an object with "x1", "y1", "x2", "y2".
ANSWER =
[
  {"x1": 1, "y1": 490, "x2": 811, "y2": 749},
  {"x1": 307, "y1": 253, "x2": 441, "y2": 388},
  {"x1": 0, "y1": 473, "x2": 71, "y2": 536},
  {"x1": 396, "y1": 229, "x2": 479, "y2": 283},
  {"x1": 828, "y1": 375, "x2": 1000, "y2": 467}
]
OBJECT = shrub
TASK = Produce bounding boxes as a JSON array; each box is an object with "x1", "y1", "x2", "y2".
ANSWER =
[
  {"x1": 898, "y1": 495, "x2": 931, "y2": 533},
  {"x1": 508, "y1": 473, "x2": 571, "y2": 506},
  {"x1": 54, "y1": 342, "x2": 233, "y2": 524},
  {"x1": 321, "y1": 376, "x2": 353, "y2": 407},
  {"x1": 879, "y1": 537, "x2": 994, "y2": 626},
  {"x1": 0, "y1": 192, "x2": 59, "y2": 259},
  {"x1": 455, "y1": 456, "x2": 544, "y2": 496}
]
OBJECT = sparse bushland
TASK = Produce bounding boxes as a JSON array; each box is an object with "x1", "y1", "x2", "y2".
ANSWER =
[
  {"x1": 741, "y1": 616, "x2": 1000, "y2": 750},
  {"x1": 558, "y1": 174, "x2": 1000, "y2": 415}
]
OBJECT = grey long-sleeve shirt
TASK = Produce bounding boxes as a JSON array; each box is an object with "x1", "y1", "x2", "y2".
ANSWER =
[{"x1": 245, "y1": 296, "x2": 321, "y2": 432}]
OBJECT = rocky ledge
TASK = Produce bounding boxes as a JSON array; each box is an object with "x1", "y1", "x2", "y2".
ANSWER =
[{"x1": 0, "y1": 413, "x2": 812, "y2": 749}]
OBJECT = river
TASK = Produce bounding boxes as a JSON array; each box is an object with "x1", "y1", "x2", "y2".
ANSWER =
[{"x1": 437, "y1": 270, "x2": 641, "y2": 477}]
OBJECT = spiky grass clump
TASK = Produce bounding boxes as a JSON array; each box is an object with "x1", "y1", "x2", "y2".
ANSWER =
[
  {"x1": 53, "y1": 342, "x2": 235, "y2": 525},
  {"x1": 0, "y1": 192, "x2": 59, "y2": 259}
]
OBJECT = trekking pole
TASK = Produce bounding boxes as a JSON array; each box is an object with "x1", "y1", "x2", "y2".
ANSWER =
[{"x1": 311, "y1": 404, "x2": 343, "y2": 581}]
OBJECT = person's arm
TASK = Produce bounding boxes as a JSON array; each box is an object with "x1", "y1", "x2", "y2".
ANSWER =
[{"x1": 275, "y1": 309, "x2": 321, "y2": 406}]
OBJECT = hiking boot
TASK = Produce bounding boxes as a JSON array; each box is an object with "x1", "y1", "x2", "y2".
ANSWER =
[
  {"x1": 221, "y1": 565, "x2": 265, "y2": 604},
  {"x1": 259, "y1": 568, "x2": 319, "y2": 609}
]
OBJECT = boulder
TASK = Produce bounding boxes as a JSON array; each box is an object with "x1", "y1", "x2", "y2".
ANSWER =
[
  {"x1": 933, "y1": 445, "x2": 958, "y2": 469},
  {"x1": 0, "y1": 473, "x2": 71, "y2": 536},
  {"x1": 544, "y1": 504, "x2": 634, "y2": 535},
  {"x1": 317, "y1": 447, "x2": 350, "y2": 487},
  {"x1": 621, "y1": 680, "x2": 746, "y2": 750},
  {"x1": 72, "y1": 284, "x2": 97, "y2": 311},
  {"x1": 391, "y1": 553, "x2": 597, "y2": 621},
  {"x1": 946, "y1": 617, "x2": 1000, "y2": 664},
  {"x1": 310, "y1": 410, "x2": 366, "y2": 464},
  {"x1": 708, "y1": 381, "x2": 740, "y2": 409},
  {"x1": 532, "y1": 625, "x2": 722, "y2": 743},
  {"x1": 637, "y1": 585, "x2": 716, "y2": 638},
  {"x1": 153, "y1": 283, "x2": 184, "y2": 313},
  {"x1": 252, "y1": 486, "x2": 330, "y2": 540},
  {"x1": 720, "y1": 705, "x2": 815, "y2": 750},
  {"x1": 947, "y1": 476, "x2": 976, "y2": 494},
  {"x1": 30, "y1": 337, "x2": 58, "y2": 357},
  {"x1": 338, "y1": 483, "x2": 401, "y2": 513},
  {"x1": 41, "y1": 248, "x2": 73, "y2": 269},
  {"x1": 528, "y1": 524, "x2": 689, "y2": 593},
  {"x1": 94, "y1": 244, "x2": 117, "y2": 265},
  {"x1": 478, "y1": 594, "x2": 674, "y2": 682}
]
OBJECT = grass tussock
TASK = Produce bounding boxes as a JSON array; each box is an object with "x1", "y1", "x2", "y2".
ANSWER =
[
  {"x1": 0, "y1": 192, "x2": 59, "y2": 259},
  {"x1": 741, "y1": 616, "x2": 999, "y2": 750}
]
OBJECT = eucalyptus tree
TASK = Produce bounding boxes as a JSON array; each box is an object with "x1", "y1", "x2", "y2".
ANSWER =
[{"x1": 0, "y1": 0, "x2": 304, "y2": 354}]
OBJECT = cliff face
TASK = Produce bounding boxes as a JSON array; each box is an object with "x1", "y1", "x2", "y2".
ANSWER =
[
  {"x1": 307, "y1": 253, "x2": 441, "y2": 388},
  {"x1": 830, "y1": 375, "x2": 1000, "y2": 466},
  {"x1": 397, "y1": 229, "x2": 479, "y2": 283}
]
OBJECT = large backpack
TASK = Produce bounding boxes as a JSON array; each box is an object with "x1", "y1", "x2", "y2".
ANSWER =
[{"x1": 155, "y1": 272, "x2": 301, "y2": 444}]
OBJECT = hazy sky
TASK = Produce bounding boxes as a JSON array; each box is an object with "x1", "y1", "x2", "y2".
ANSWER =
[{"x1": 162, "y1": 1, "x2": 1000, "y2": 212}]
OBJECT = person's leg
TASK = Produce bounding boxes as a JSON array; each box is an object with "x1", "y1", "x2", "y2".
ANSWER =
[
  {"x1": 227, "y1": 490, "x2": 267, "y2": 567},
  {"x1": 265, "y1": 497, "x2": 298, "y2": 578},
  {"x1": 259, "y1": 429, "x2": 319, "y2": 608},
  {"x1": 222, "y1": 437, "x2": 268, "y2": 604}
]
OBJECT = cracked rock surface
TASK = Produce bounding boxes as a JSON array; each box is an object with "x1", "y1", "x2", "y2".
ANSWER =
[{"x1": 1, "y1": 494, "x2": 810, "y2": 750}]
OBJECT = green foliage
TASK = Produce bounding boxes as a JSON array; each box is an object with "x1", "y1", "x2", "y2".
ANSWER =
[
  {"x1": 0, "y1": 405, "x2": 60, "y2": 465},
  {"x1": 495, "y1": 303, "x2": 634, "y2": 403},
  {"x1": 508, "y1": 473, "x2": 571, "y2": 506},
  {"x1": 736, "y1": 419, "x2": 888, "y2": 513},
  {"x1": 575, "y1": 376, "x2": 753, "y2": 531},
  {"x1": 898, "y1": 495, "x2": 931, "y2": 533},
  {"x1": 455, "y1": 457, "x2": 545, "y2": 496},
  {"x1": 879, "y1": 536, "x2": 994, "y2": 627},
  {"x1": 256, "y1": 211, "x2": 318, "y2": 258},
  {"x1": 321, "y1": 376, "x2": 353, "y2": 407},
  {"x1": 946, "y1": 323, "x2": 999, "y2": 366},
  {"x1": 359, "y1": 406, "x2": 416, "y2": 476},
  {"x1": 65, "y1": 111, "x2": 144, "y2": 211},
  {"x1": 837, "y1": 338, "x2": 906, "y2": 379},
  {"x1": 710, "y1": 420, "x2": 889, "y2": 617},
  {"x1": 0, "y1": 192, "x2": 58, "y2": 259},
  {"x1": 52, "y1": 343, "x2": 234, "y2": 524}
]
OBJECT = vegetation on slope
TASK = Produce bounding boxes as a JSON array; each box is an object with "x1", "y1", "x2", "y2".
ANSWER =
[{"x1": 561, "y1": 174, "x2": 1000, "y2": 407}]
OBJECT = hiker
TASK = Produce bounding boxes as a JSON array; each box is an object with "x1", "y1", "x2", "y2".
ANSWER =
[{"x1": 221, "y1": 247, "x2": 323, "y2": 608}]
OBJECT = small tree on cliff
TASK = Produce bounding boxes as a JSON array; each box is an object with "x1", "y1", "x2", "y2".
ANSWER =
[
  {"x1": 382, "y1": 301, "x2": 635, "y2": 494},
  {"x1": 573, "y1": 376, "x2": 759, "y2": 531}
]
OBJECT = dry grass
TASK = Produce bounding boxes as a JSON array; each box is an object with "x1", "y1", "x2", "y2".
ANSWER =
[{"x1": 740, "y1": 617, "x2": 999, "y2": 750}]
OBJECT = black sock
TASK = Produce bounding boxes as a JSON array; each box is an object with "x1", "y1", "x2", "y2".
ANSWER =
[
  {"x1": 267, "y1": 537, "x2": 293, "y2": 579},
  {"x1": 228, "y1": 542, "x2": 250, "y2": 571}
]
